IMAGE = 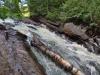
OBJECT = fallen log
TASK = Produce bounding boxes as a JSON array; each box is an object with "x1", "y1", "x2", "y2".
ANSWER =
[
  {"x1": 38, "y1": 18, "x2": 60, "y2": 31},
  {"x1": 39, "y1": 18, "x2": 60, "y2": 27},
  {"x1": 31, "y1": 33, "x2": 85, "y2": 75}
]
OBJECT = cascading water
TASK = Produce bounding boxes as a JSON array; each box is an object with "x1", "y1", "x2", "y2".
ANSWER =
[{"x1": 0, "y1": 18, "x2": 100, "y2": 75}]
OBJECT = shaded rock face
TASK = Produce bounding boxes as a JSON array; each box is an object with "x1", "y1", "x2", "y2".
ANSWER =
[
  {"x1": 0, "y1": 28, "x2": 44, "y2": 75},
  {"x1": 63, "y1": 23, "x2": 89, "y2": 40},
  {"x1": 22, "y1": 18, "x2": 38, "y2": 25},
  {"x1": 61, "y1": 23, "x2": 100, "y2": 54},
  {"x1": 84, "y1": 37, "x2": 100, "y2": 54}
]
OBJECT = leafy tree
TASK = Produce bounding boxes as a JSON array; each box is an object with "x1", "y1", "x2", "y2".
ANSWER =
[
  {"x1": 27, "y1": 0, "x2": 64, "y2": 18},
  {"x1": 0, "y1": 0, "x2": 22, "y2": 19},
  {"x1": 0, "y1": 6, "x2": 9, "y2": 19},
  {"x1": 60, "y1": 0, "x2": 100, "y2": 24},
  {"x1": 7, "y1": 0, "x2": 22, "y2": 18}
]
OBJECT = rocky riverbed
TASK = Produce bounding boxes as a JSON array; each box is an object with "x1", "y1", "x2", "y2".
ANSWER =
[
  {"x1": 0, "y1": 18, "x2": 100, "y2": 75},
  {"x1": 0, "y1": 24, "x2": 45, "y2": 75}
]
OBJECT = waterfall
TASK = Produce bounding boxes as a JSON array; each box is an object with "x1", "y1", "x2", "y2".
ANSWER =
[{"x1": 0, "y1": 18, "x2": 100, "y2": 75}]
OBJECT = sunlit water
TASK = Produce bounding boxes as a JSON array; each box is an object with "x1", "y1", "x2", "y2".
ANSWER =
[{"x1": 0, "y1": 18, "x2": 100, "y2": 75}]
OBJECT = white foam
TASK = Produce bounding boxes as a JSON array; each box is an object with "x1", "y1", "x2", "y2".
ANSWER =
[
  {"x1": 4, "y1": 18, "x2": 14, "y2": 24},
  {"x1": 0, "y1": 19, "x2": 4, "y2": 24}
]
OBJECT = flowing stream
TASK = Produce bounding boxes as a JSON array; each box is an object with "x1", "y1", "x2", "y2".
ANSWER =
[{"x1": 0, "y1": 18, "x2": 100, "y2": 75}]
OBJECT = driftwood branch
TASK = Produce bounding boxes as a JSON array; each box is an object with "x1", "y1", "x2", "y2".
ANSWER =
[
  {"x1": 38, "y1": 18, "x2": 60, "y2": 31},
  {"x1": 31, "y1": 33, "x2": 85, "y2": 75}
]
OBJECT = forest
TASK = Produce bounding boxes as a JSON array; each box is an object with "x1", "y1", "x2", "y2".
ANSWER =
[{"x1": 0, "y1": 0, "x2": 100, "y2": 25}]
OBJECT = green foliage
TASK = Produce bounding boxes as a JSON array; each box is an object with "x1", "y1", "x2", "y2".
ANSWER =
[
  {"x1": 0, "y1": 0, "x2": 22, "y2": 19},
  {"x1": 27, "y1": 0, "x2": 100, "y2": 25},
  {"x1": 1, "y1": 0, "x2": 100, "y2": 25},
  {"x1": 46, "y1": 9, "x2": 60, "y2": 21},
  {"x1": 27, "y1": 0, "x2": 64, "y2": 18},
  {"x1": 28, "y1": 0, "x2": 47, "y2": 16},
  {"x1": 60, "y1": 0, "x2": 100, "y2": 24},
  {"x1": 0, "y1": 6, "x2": 9, "y2": 19},
  {"x1": 20, "y1": 4, "x2": 30, "y2": 17}
]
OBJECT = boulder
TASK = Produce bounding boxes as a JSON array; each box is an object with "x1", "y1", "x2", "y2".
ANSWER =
[
  {"x1": 63, "y1": 23, "x2": 89, "y2": 40},
  {"x1": 83, "y1": 37, "x2": 100, "y2": 54}
]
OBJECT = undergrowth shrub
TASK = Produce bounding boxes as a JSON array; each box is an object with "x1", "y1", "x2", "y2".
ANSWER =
[
  {"x1": 60, "y1": 0, "x2": 100, "y2": 25},
  {"x1": 28, "y1": 0, "x2": 100, "y2": 26}
]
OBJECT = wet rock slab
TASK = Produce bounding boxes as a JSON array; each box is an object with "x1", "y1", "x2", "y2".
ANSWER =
[{"x1": 0, "y1": 28, "x2": 44, "y2": 75}]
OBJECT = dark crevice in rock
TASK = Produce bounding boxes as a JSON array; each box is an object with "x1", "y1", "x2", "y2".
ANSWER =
[{"x1": 23, "y1": 41, "x2": 47, "y2": 75}]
